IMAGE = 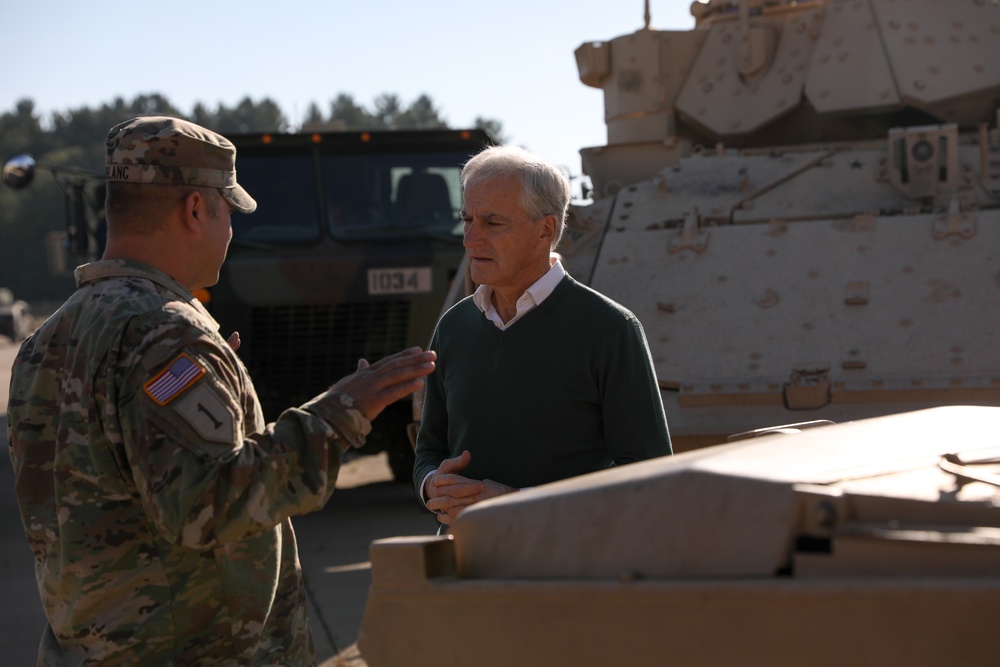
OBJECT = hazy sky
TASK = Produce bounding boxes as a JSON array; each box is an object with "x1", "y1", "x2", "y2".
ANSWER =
[{"x1": 1, "y1": 0, "x2": 695, "y2": 177}]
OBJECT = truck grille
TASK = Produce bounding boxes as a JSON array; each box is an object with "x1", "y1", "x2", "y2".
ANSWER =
[{"x1": 246, "y1": 301, "x2": 411, "y2": 420}]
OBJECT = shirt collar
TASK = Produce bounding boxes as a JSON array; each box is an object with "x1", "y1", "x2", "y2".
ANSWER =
[{"x1": 473, "y1": 257, "x2": 567, "y2": 323}]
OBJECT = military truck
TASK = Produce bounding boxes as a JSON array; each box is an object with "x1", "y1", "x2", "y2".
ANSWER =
[
  {"x1": 3, "y1": 128, "x2": 493, "y2": 479},
  {"x1": 209, "y1": 128, "x2": 492, "y2": 479}
]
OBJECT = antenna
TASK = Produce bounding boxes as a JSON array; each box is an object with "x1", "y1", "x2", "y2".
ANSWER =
[{"x1": 644, "y1": 0, "x2": 651, "y2": 28}]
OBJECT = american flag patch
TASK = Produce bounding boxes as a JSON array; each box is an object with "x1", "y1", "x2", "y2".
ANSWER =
[{"x1": 144, "y1": 354, "x2": 205, "y2": 405}]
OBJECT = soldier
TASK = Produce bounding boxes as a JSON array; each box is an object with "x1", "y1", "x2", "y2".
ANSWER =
[
  {"x1": 6, "y1": 116, "x2": 436, "y2": 666},
  {"x1": 414, "y1": 145, "x2": 671, "y2": 526}
]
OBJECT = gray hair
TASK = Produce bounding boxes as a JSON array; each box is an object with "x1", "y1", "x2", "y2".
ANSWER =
[{"x1": 461, "y1": 145, "x2": 571, "y2": 248}]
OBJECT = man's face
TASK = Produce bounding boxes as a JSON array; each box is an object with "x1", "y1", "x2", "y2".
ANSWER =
[
  {"x1": 197, "y1": 189, "x2": 234, "y2": 289},
  {"x1": 461, "y1": 177, "x2": 552, "y2": 295}
]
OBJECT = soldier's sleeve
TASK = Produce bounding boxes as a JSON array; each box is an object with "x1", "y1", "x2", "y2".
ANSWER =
[
  {"x1": 116, "y1": 312, "x2": 368, "y2": 549},
  {"x1": 602, "y1": 314, "x2": 673, "y2": 463}
]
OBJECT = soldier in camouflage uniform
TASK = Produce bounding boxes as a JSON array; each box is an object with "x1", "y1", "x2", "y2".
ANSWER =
[{"x1": 6, "y1": 116, "x2": 436, "y2": 666}]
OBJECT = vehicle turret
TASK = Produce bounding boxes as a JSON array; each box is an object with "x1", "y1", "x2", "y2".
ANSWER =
[{"x1": 572, "y1": 0, "x2": 1000, "y2": 198}]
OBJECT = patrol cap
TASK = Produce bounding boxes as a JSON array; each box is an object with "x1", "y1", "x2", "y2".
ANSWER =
[{"x1": 105, "y1": 116, "x2": 257, "y2": 214}]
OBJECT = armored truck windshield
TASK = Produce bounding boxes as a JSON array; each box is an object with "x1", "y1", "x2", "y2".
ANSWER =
[{"x1": 232, "y1": 131, "x2": 477, "y2": 245}]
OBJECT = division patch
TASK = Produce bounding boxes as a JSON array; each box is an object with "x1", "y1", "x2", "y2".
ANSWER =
[{"x1": 144, "y1": 353, "x2": 206, "y2": 406}]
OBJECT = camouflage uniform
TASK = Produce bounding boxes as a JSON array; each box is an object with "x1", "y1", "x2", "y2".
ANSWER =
[{"x1": 7, "y1": 258, "x2": 369, "y2": 666}]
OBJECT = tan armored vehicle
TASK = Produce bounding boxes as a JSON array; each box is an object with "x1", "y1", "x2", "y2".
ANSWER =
[
  {"x1": 362, "y1": 0, "x2": 1000, "y2": 663},
  {"x1": 361, "y1": 406, "x2": 1000, "y2": 665},
  {"x1": 557, "y1": 0, "x2": 1000, "y2": 451}
]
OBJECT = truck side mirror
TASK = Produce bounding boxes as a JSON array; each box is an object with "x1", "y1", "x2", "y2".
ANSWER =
[{"x1": 2, "y1": 153, "x2": 37, "y2": 190}]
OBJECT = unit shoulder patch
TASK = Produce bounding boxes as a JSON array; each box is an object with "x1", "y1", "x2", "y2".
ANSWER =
[
  {"x1": 144, "y1": 353, "x2": 205, "y2": 405},
  {"x1": 173, "y1": 384, "x2": 238, "y2": 446}
]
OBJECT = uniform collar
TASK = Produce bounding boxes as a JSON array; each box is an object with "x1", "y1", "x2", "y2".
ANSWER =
[{"x1": 75, "y1": 259, "x2": 215, "y2": 323}]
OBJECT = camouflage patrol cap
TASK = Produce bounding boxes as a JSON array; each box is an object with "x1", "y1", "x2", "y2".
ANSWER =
[{"x1": 105, "y1": 116, "x2": 256, "y2": 214}]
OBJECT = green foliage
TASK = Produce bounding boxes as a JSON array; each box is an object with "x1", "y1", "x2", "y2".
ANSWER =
[
  {"x1": 305, "y1": 92, "x2": 502, "y2": 137},
  {"x1": 0, "y1": 100, "x2": 75, "y2": 303},
  {"x1": 0, "y1": 100, "x2": 53, "y2": 162},
  {"x1": 473, "y1": 116, "x2": 508, "y2": 145},
  {"x1": 192, "y1": 97, "x2": 287, "y2": 134},
  {"x1": 0, "y1": 92, "x2": 505, "y2": 304}
]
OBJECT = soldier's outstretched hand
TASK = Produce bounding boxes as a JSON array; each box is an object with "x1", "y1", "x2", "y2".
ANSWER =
[{"x1": 331, "y1": 347, "x2": 436, "y2": 420}]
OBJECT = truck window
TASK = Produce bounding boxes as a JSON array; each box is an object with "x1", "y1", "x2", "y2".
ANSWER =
[
  {"x1": 322, "y1": 152, "x2": 466, "y2": 240},
  {"x1": 232, "y1": 152, "x2": 321, "y2": 244}
]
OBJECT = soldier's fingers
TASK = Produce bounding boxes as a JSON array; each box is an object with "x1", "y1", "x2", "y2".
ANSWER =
[
  {"x1": 379, "y1": 350, "x2": 436, "y2": 376},
  {"x1": 348, "y1": 378, "x2": 424, "y2": 419},
  {"x1": 330, "y1": 350, "x2": 435, "y2": 418},
  {"x1": 369, "y1": 377, "x2": 429, "y2": 412},
  {"x1": 363, "y1": 359, "x2": 436, "y2": 399},
  {"x1": 351, "y1": 353, "x2": 435, "y2": 390},
  {"x1": 366, "y1": 346, "x2": 431, "y2": 370},
  {"x1": 333, "y1": 356, "x2": 434, "y2": 399}
]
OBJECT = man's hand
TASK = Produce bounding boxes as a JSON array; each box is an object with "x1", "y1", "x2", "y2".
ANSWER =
[
  {"x1": 425, "y1": 451, "x2": 516, "y2": 525},
  {"x1": 227, "y1": 331, "x2": 241, "y2": 352},
  {"x1": 330, "y1": 347, "x2": 436, "y2": 421}
]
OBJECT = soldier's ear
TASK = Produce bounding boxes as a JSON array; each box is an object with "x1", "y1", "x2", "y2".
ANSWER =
[{"x1": 182, "y1": 190, "x2": 205, "y2": 233}]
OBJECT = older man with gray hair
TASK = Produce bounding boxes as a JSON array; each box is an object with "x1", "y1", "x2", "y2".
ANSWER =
[{"x1": 414, "y1": 145, "x2": 671, "y2": 526}]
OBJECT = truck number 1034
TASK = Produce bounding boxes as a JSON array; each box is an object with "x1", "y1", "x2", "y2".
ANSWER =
[{"x1": 367, "y1": 267, "x2": 433, "y2": 295}]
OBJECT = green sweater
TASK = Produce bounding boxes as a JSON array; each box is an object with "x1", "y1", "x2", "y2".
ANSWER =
[{"x1": 414, "y1": 275, "x2": 671, "y2": 490}]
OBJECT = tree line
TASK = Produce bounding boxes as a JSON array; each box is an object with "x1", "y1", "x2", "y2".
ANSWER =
[{"x1": 0, "y1": 93, "x2": 505, "y2": 304}]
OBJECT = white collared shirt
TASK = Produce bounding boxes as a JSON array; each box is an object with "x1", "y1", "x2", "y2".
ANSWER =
[{"x1": 472, "y1": 258, "x2": 566, "y2": 330}]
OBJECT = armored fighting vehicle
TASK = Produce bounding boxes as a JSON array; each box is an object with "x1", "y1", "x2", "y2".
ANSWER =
[
  {"x1": 554, "y1": 0, "x2": 1000, "y2": 451},
  {"x1": 360, "y1": 0, "x2": 1000, "y2": 663},
  {"x1": 360, "y1": 406, "x2": 1000, "y2": 666}
]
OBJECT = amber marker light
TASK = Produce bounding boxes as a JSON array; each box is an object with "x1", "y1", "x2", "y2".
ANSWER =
[
  {"x1": 261, "y1": 134, "x2": 273, "y2": 145},
  {"x1": 360, "y1": 132, "x2": 371, "y2": 142},
  {"x1": 460, "y1": 130, "x2": 471, "y2": 139},
  {"x1": 192, "y1": 288, "x2": 212, "y2": 304},
  {"x1": 311, "y1": 134, "x2": 322, "y2": 143}
]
